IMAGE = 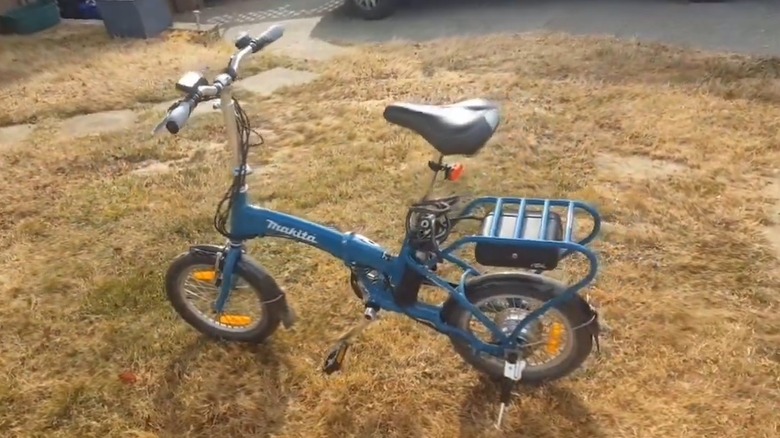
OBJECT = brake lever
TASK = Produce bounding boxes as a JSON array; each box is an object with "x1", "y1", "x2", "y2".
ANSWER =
[
  {"x1": 151, "y1": 100, "x2": 180, "y2": 136},
  {"x1": 152, "y1": 118, "x2": 168, "y2": 136}
]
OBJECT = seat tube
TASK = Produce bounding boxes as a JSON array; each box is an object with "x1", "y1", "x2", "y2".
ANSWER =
[{"x1": 219, "y1": 86, "x2": 242, "y2": 170}]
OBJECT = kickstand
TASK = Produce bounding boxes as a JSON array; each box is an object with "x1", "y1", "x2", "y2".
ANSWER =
[
  {"x1": 495, "y1": 352, "x2": 525, "y2": 430},
  {"x1": 323, "y1": 309, "x2": 378, "y2": 375}
]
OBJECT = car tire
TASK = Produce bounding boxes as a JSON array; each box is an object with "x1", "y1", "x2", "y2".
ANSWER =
[{"x1": 344, "y1": 0, "x2": 400, "y2": 20}]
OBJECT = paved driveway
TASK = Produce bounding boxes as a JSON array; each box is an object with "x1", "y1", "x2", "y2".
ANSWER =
[{"x1": 179, "y1": 0, "x2": 780, "y2": 56}]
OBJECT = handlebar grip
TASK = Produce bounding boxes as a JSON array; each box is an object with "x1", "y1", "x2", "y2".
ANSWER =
[
  {"x1": 252, "y1": 25, "x2": 284, "y2": 53},
  {"x1": 165, "y1": 98, "x2": 195, "y2": 134}
]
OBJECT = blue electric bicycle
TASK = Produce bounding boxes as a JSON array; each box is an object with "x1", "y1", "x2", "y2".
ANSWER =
[{"x1": 155, "y1": 24, "x2": 604, "y2": 426}]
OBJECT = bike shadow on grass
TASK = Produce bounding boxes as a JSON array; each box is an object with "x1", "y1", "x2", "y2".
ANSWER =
[
  {"x1": 151, "y1": 336, "x2": 291, "y2": 437},
  {"x1": 458, "y1": 375, "x2": 604, "y2": 438}
]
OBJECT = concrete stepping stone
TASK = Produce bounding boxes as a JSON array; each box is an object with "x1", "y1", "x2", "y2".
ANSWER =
[
  {"x1": 131, "y1": 160, "x2": 172, "y2": 176},
  {"x1": 236, "y1": 67, "x2": 320, "y2": 96},
  {"x1": 60, "y1": 109, "x2": 138, "y2": 138},
  {"x1": 0, "y1": 124, "x2": 35, "y2": 149}
]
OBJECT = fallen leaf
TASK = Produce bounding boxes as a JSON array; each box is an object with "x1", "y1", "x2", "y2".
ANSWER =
[{"x1": 118, "y1": 371, "x2": 139, "y2": 384}]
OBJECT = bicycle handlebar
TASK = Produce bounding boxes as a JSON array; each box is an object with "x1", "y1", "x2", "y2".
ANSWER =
[
  {"x1": 252, "y1": 24, "x2": 284, "y2": 52},
  {"x1": 165, "y1": 96, "x2": 196, "y2": 134},
  {"x1": 155, "y1": 24, "x2": 285, "y2": 135}
]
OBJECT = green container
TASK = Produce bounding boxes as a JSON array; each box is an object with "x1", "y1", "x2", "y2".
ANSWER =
[{"x1": 0, "y1": 0, "x2": 61, "y2": 35}]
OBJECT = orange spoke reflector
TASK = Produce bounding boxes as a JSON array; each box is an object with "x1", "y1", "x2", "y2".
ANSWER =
[
  {"x1": 192, "y1": 270, "x2": 217, "y2": 282},
  {"x1": 447, "y1": 163, "x2": 464, "y2": 181},
  {"x1": 546, "y1": 322, "x2": 565, "y2": 355},
  {"x1": 219, "y1": 314, "x2": 252, "y2": 327}
]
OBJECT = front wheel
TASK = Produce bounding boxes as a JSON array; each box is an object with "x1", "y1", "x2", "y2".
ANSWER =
[
  {"x1": 344, "y1": 0, "x2": 400, "y2": 20},
  {"x1": 164, "y1": 249, "x2": 283, "y2": 343},
  {"x1": 443, "y1": 273, "x2": 596, "y2": 384}
]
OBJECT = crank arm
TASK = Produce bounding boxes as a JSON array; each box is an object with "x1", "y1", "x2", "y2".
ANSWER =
[
  {"x1": 337, "y1": 318, "x2": 373, "y2": 344},
  {"x1": 321, "y1": 314, "x2": 376, "y2": 375}
]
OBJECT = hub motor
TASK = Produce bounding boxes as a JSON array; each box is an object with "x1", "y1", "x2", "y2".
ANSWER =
[{"x1": 492, "y1": 306, "x2": 543, "y2": 354}]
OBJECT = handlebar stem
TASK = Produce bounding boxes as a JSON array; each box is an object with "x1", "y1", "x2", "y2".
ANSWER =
[
  {"x1": 216, "y1": 80, "x2": 243, "y2": 171},
  {"x1": 197, "y1": 84, "x2": 220, "y2": 98},
  {"x1": 189, "y1": 73, "x2": 242, "y2": 170}
]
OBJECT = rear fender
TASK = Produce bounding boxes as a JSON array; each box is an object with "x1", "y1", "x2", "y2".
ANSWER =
[{"x1": 443, "y1": 271, "x2": 601, "y2": 348}]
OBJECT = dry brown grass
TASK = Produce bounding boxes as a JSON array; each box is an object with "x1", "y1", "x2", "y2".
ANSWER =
[
  {"x1": 0, "y1": 24, "x2": 297, "y2": 127},
  {"x1": 1, "y1": 27, "x2": 779, "y2": 438}
]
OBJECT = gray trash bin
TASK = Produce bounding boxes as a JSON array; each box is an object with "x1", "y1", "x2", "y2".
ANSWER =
[{"x1": 95, "y1": 0, "x2": 173, "y2": 39}]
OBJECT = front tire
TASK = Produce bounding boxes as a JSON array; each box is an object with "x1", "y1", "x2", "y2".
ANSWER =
[
  {"x1": 344, "y1": 0, "x2": 400, "y2": 20},
  {"x1": 443, "y1": 274, "x2": 595, "y2": 384},
  {"x1": 165, "y1": 249, "x2": 282, "y2": 343}
]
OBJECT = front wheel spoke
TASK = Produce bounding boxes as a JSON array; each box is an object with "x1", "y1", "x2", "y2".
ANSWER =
[
  {"x1": 183, "y1": 285, "x2": 213, "y2": 302},
  {"x1": 178, "y1": 267, "x2": 263, "y2": 331}
]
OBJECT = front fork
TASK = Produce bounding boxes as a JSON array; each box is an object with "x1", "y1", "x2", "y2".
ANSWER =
[
  {"x1": 213, "y1": 241, "x2": 244, "y2": 313},
  {"x1": 193, "y1": 241, "x2": 297, "y2": 330}
]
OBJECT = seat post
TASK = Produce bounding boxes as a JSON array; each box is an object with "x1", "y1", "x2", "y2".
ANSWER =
[{"x1": 420, "y1": 153, "x2": 444, "y2": 202}]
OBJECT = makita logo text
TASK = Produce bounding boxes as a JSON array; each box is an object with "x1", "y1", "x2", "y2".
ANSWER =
[{"x1": 266, "y1": 220, "x2": 317, "y2": 243}]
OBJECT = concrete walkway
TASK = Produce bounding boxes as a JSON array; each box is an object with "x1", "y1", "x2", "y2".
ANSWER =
[{"x1": 179, "y1": 0, "x2": 780, "y2": 57}]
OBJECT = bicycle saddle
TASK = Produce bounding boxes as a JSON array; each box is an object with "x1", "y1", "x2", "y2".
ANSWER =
[{"x1": 383, "y1": 98, "x2": 501, "y2": 157}]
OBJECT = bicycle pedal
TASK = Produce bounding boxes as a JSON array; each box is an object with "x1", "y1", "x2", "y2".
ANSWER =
[{"x1": 322, "y1": 341, "x2": 349, "y2": 375}]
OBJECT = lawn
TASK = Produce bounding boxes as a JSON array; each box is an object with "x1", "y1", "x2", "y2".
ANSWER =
[
  {"x1": 1, "y1": 24, "x2": 779, "y2": 438},
  {"x1": 0, "y1": 24, "x2": 297, "y2": 126}
]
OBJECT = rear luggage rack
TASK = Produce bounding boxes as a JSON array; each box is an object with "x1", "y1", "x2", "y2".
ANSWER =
[{"x1": 441, "y1": 197, "x2": 601, "y2": 284}]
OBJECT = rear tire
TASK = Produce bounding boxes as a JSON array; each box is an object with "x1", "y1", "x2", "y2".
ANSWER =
[
  {"x1": 165, "y1": 250, "x2": 281, "y2": 343},
  {"x1": 443, "y1": 274, "x2": 595, "y2": 384},
  {"x1": 344, "y1": 0, "x2": 400, "y2": 20}
]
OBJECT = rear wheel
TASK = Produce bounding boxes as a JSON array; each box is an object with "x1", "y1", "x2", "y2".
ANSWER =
[
  {"x1": 443, "y1": 275, "x2": 595, "y2": 384},
  {"x1": 165, "y1": 250, "x2": 281, "y2": 343},
  {"x1": 344, "y1": 0, "x2": 400, "y2": 20}
]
